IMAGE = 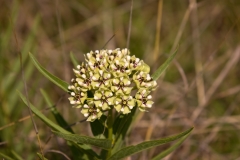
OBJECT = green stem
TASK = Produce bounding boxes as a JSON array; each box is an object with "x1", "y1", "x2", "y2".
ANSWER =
[
  {"x1": 86, "y1": 98, "x2": 93, "y2": 100},
  {"x1": 107, "y1": 109, "x2": 113, "y2": 158}
]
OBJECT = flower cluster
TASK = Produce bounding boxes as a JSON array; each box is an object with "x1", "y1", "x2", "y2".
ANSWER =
[{"x1": 68, "y1": 48, "x2": 157, "y2": 122}]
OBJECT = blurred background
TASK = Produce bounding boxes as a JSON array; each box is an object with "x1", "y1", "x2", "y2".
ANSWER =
[{"x1": 0, "y1": 0, "x2": 240, "y2": 159}]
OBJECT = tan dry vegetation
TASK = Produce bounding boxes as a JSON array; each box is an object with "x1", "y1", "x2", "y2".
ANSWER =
[{"x1": 0, "y1": 0, "x2": 240, "y2": 159}]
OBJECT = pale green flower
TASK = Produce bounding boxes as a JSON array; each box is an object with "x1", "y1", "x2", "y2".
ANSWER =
[
  {"x1": 127, "y1": 55, "x2": 143, "y2": 71},
  {"x1": 106, "y1": 48, "x2": 130, "y2": 63},
  {"x1": 114, "y1": 96, "x2": 136, "y2": 114},
  {"x1": 86, "y1": 50, "x2": 108, "y2": 71},
  {"x1": 138, "y1": 62, "x2": 150, "y2": 73},
  {"x1": 68, "y1": 48, "x2": 157, "y2": 122},
  {"x1": 135, "y1": 89, "x2": 154, "y2": 112},
  {"x1": 94, "y1": 89, "x2": 115, "y2": 110},
  {"x1": 106, "y1": 49, "x2": 117, "y2": 63},
  {"x1": 72, "y1": 63, "x2": 86, "y2": 77},
  {"x1": 91, "y1": 70, "x2": 111, "y2": 89},
  {"x1": 73, "y1": 64, "x2": 93, "y2": 92},
  {"x1": 81, "y1": 101, "x2": 103, "y2": 122},
  {"x1": 111, "y1": 76, "x2": 133, "y2": 95},
  {"x1": 133, "y1": 71, "x2": 157, "y2": 90},
  {"x1": 68, "y1": 84, "x2": 87, "y2": 108},
  {"x1": 121, "y1": 48, "x2": 130, "y2": 56},
  {"x1": 110, "y1": 58, "x2": 131, "y2": 76}
]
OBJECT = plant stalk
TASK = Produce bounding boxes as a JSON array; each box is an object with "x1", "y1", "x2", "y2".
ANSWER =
[{"x1": 107, "y1": 109, "x2": 113, "y2": 158}]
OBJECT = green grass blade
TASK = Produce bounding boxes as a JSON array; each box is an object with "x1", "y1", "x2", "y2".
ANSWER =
[
  {"x1": 0, "y1": 153, "x2": 14, "y2": 160},
  {"x1": 90, "y1": 115, "x2": 107, "y2": 138},
  {"x1": 152, "y1": 46, "x2": 178, "y2": 81},
  {"x1": 3, "y1": 15, "x2": 40, "y2": 91},
  {"x1": 151, "y1": 131, "x2": 191, "y2": 160},
  {"x1": 70, "y1": 52, "x2": 80, "y2": 67},
  {"x1": 40, "y1": 89, "x2": 74, "y2": 133},
  {"x1": 52, "y1": 130, "x2": 112, "y2": 150},
  {"x1": 18, "y1": 91, "x2": 69, "y2": 133},
  {"x1": 111, "y1": 107, "x2": 137, "y2": 155},
  {"x1": 37, "y1": 153, "x2": 48, "y2": 160},
  {"x1": 18, "y1": 91, "x2": 100, "y2": 159},
  {"x1": 40, "y1": 89, "x2": 90, "y2": 159},
  {"x1": 11, "y1": 150, "x2": 23, "y2": 160},
  {"x1": 29, "y1": 53, "x2": 69, "y2": 92},
  {"x1": 108, "y1": 127, "x2": 193, "y2": 160}
]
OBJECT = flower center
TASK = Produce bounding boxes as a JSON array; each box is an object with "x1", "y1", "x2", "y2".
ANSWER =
[
  {"x1": 102, "y1": 96, "x2": 106, "y2": 100},
  {"x1": 89, "y1": 108, "x2": 94, "y2": 112},
  {"x1": 75, "y1": 92, "x2": 83, "y2": 101},
  {"x1": 142, "y1": 98, "x2": 147, "y2": 104},
  {"x1": 122, "y1": 100, "x2": 127, "y2": 105},
  {"x1": 84, "y1": 78, "x2": 91, "y2": 85}
]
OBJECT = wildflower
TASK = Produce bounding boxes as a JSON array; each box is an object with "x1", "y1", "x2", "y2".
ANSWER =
[
  {"x1": 106, "y1": 48, "x2": 128, "y2": 63},
  {"x1": 68, "y1": 83, "x2": 87, "y2": 108},
  {"x1": 86, "y1": 50, "x2": 108, "y2": 71},
  {"x1": 110, "y1": 58, "x2": 131, "y2": 76},
  {"x1": 114, "y1": 96, "x2": 136, "y2": 114},
  {"x1": 81, "y1": 101, "x2": 103, "y2": 122},
  {"x1": 68, "y1": 48, "x2": 157, "y2": 122},
  {"x1": 111, "y1": 76, "x2": 133, "y2": 95},
  {"x1": 133, "y1": 71, "x2": 157, "y2": 90},
  {"x1": 135, "y1": 89, "x2": 154, "y2": 112},
  {"x1": 94, "y1": 89, "x2": 115, "y2": 110},
  {"x1": 127, "y1": 55, "x2": 142, "y2": 70},
  {"x1": 73, "y1": 64, "x2": 93, "y2": 91},
  {"x1": 91, "y1": 70, "x2": 111, "y2": 89}
]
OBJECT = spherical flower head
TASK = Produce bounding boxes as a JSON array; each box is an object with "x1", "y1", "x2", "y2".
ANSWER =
[{"x1": 68, "y1": 48, "x2": 157, "y2": 122}]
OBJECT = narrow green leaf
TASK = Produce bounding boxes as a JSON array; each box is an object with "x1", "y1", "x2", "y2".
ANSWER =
[
  {"x1": 108, "y1": 127, "x2": 193, "y2": 160},
  {"x1": 29, "y1": 52, "x2": 69, "y2": 92},
  {"x1": 52, "y1": 130, "x2": 112, "y2": 150},
  {"x1": 3, "y1": 15, "x2": 40, "y2": 91},
  {"x1": 111, "y1": 107, "x2": 137, "y2": 155},
  {"x1": 70, "y1": 52, "x2": 80, "y2": 67},
  {"x1": 40, "y1": 89, "x2": 74, "y2": 133},
  {"x1": 18, "y1": 91, "x2": 69, "y2": 133},
  {"x1": 90, "y1": 115, "x2": 108, "y2": 138},
  {"x1": 37, "y1": 153, "x2": 48, "y2": 160},
  {"x1": 152, "y1": 46, "x2": 178, "y2": 81},
  {"x1": 40, "y1": 89, "x2": 88, "y2": 160},
  {"x1": 152, "y1": 132, "x2": 190, "y2": 160},
  {"x1": 11, "y1": 150, "x2": 23, "y2": 160},
  {"x1": 18, "y1": 91, "x2": 100, "y2": 159},
  {"x1": 0, "y1": 153, "x2": 14, "y2": 160}
]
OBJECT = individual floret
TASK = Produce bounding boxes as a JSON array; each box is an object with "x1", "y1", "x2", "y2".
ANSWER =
[
  {"x1": 135, "y1": 89, "x2": 154, "y2": 112},
  {"x1": 81, "y1": 101, "x2": 103, "y2": 122},
  {"x1": 114, "y1": 96, "x2": 136, "y2": 114},
  {"x1": 93, "y1": 89, "x2": 115, "y2": 110}
]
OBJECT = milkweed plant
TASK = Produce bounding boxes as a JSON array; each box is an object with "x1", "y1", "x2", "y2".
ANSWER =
[{"x1": 18, "y1": 47, "x2": 193, "y2": 160}]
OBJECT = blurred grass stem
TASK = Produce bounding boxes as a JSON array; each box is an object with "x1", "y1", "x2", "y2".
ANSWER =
[
  {"x1": 153, "y1": 0, "x2": 163, "y2": 62},
  {"x1": 189, "y1": 0, "x2": 206, "y2": 106}
]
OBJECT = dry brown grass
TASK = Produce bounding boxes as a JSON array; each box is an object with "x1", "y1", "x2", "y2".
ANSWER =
[{"x1": 1, "y1": 0, "x2": 240, "y2": 159}]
